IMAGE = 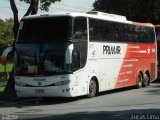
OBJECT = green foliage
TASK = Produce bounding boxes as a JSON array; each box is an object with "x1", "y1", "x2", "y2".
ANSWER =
[
  {"x1": 0, "y1": 19, "x2": 4, "y2": 25},
  {"x1": 0, "y1": 87, "x2": 5, "y2": 92},
  {"x1": 93, "y1": 0, "x2": 160, "y2": 24},
  {"x1": 0, "y1": 64, "x2": 14, "y2": 72},
  {"x1": 0, "y1": 19, "x2": 14, "y2": 51}
]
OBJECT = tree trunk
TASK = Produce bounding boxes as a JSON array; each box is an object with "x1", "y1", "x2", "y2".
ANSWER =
[
  {"x1": 3, "y1": 0, "x2": 19, "y2": 99},
  {"x1": 24, "y1": 5, "x2": 32, "y2": 16},
  {"x1": 4, "y1": 0, "x2": 39, "y2": 99},
  {"x1": 31, "y1": 0, "x2": 39, "y2": 15},
  {"x1": 24, "y1": 0, "x2": 39, "y2": 16},
  {"x1": 10, "y1": 0, "x2": 19, "y2": 40}
]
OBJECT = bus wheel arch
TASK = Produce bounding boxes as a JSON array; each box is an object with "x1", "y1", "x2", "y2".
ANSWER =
[
  {"x1": 88, "y1": 76, "x2": 99, "y2": 98},
  {"x1": 143, "y1": 70, "x2": 150, "y2": 87}
]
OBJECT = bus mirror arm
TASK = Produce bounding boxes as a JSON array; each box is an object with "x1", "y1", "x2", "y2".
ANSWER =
[{"x1": 1, "y1": 47, "x2": 13, "y2": 65}]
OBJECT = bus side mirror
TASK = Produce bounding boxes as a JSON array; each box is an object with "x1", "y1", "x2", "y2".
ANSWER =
[
  {"x1": 1, "y1": 47, "x2": 13, "y2": 65},
  {"x1": 65, "y1": 44, "x2": 74, "y2": 64}
]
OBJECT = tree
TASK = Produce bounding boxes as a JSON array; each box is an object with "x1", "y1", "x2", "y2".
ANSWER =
[
  {"x1": 93, "y1": 0, "x2": 160, "y2": 24},
  {"x1": 0, "y1": 19, "x2": 4, "y2": 26},
  {"x1": 0, "y1": 19, "x2": 14, "y2": 56},
  {"x1": 0, "y1": 19, "x2": 14, "y2": 55}
]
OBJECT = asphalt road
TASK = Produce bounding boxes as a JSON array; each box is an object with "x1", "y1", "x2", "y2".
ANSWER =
[{"x1": 0, "y1": 80, "x2": 160, "y2": 120}]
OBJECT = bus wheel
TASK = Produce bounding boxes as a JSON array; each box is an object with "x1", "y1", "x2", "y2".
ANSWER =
[
  {"x1": 142, "y1": 73, "x2": 150, "y2": 87},
  {"x1": 88, "y1": 78, "x2": 97, "y2": 98},
  {"x1": 137, "y1": 73, "x2": 143, "y2": 88}
]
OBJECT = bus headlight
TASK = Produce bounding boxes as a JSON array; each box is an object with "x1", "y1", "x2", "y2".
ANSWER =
[
  {"x1": 54, "y1": 80, "x2": 70, "y2": 86},
  {"x1": 15, "y1": 81, "x2": 27, "y2": 87}
]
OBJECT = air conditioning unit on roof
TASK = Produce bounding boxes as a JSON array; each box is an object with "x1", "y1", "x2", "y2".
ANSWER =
[{"x1": 86, "y1": 11, "x2": 127, "y2": 21}]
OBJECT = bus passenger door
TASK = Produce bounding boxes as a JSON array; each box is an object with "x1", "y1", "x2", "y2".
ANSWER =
[{"x1": 98, "y1": 60, "x2": 107, "y2": 91}]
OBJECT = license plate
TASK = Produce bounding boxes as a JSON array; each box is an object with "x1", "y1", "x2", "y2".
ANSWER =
[{"x1": 35, "y1": 90, "x2": 44, "y2": 94}]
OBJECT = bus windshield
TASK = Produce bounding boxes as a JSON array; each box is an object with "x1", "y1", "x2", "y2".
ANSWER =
[
  {"x1": 17, "y1": 16, "x2": 72, "y2": 43},
  {"x1": 15, "y1": 42, "x2": 71, "y2": 76},
  {"x1": 15, "y1": 16, "x2": 73, "y2": 76}
]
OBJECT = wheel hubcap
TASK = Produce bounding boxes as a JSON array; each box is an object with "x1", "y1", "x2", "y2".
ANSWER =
[
  {"x1": 138, "y1": 74, "x2": 142, "y2": 87},
  {"x1": 89, "y1": 81, "x2": 96, "y2": 95},
  {"x1": 144, "y1": 74, "x2": 149, "y2": 85}
]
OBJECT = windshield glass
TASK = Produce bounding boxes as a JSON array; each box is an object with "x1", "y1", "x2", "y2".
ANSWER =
[
  {"x1": 17, "y1": 16, "x2": 72, "y2": 43},
  {"x1": 15, "y1": 42, "x2": 71, "y2": 76}
]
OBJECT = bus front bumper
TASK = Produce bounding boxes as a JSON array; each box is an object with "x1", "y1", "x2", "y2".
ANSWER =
[{"x1": 15, "y1": 85, "x2": 73, "y2": 98}]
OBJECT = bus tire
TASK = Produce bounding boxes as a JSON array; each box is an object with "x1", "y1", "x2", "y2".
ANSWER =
[
  {"x1": 137, "y1": 73, "x2": 143, "y2": 88},
  {"x1": 88, "y1": 78, "x2": 97, "y2": 98},
  {"x1": 142, "y1": 73, "x2": 150, "y2": 87}
]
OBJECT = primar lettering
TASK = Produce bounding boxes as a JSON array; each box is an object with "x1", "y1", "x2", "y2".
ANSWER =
[{"x1": 103, "y1": 45, "x2": 121, "y2": 55}]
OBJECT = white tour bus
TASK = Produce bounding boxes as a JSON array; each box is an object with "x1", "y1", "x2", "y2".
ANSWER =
[{"x1": 2, "y1": 11, "x2": 157, "y2": 98}]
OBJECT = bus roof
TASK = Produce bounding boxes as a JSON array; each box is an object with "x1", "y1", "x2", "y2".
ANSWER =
[
  {"x1": 23, "y1": 11, "x2": 127, "y2": 22},
  {"x1": 22, "y1": 11, "x2": 154, "y2": 27}
]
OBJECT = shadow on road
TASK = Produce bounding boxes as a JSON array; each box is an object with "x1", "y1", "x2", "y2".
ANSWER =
[
  {"x1": 7, "y1": 109, "x2": 160, "y2": 120},
  {"x1": 143, "y1": 80, "x2": 160, "y2": 95},
  {"x1": 0, "y1": 86, "x2": 136, "y2": 108},
  {"x1": 0, "y1": 81, "x2": 160, "y2": 108},
  {"x1": 0, "y1": 97, "x2": 85, "y2": 108},
  {"x1": 152, "y1": 79, "x2": 160, "y2": 83}
]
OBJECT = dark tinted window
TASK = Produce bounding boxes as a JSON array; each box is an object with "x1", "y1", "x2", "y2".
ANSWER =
[
  {"x1": 17, "y1": 16, "x2": 72, "y2": 43},
  {"x1": 122, "y1": 24, "x2": 139, "y2": 43},
  {"x1": 73, "y1": 17, "x2": 87, "y2": 40},
  {"x1": 89, "y1": 19, "x2": 100, "y2": 41},
  {"x1": 72, "y1": 17, "x2": 88, "y2": 71},
  {"x1": 89, "y1": 18, "x2": 155, "y2": 43}
]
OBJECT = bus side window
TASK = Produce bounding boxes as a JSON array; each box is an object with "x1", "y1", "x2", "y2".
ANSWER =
[
  {"x1": 72, "y1": 17, "x2": 88, "y2": 71},
  {"x1": 73, "y1": 18, "x2": 87, "y2": 40},
  {"x1": 89, "y1": 19, "x2": 100, "y2": 41}
]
